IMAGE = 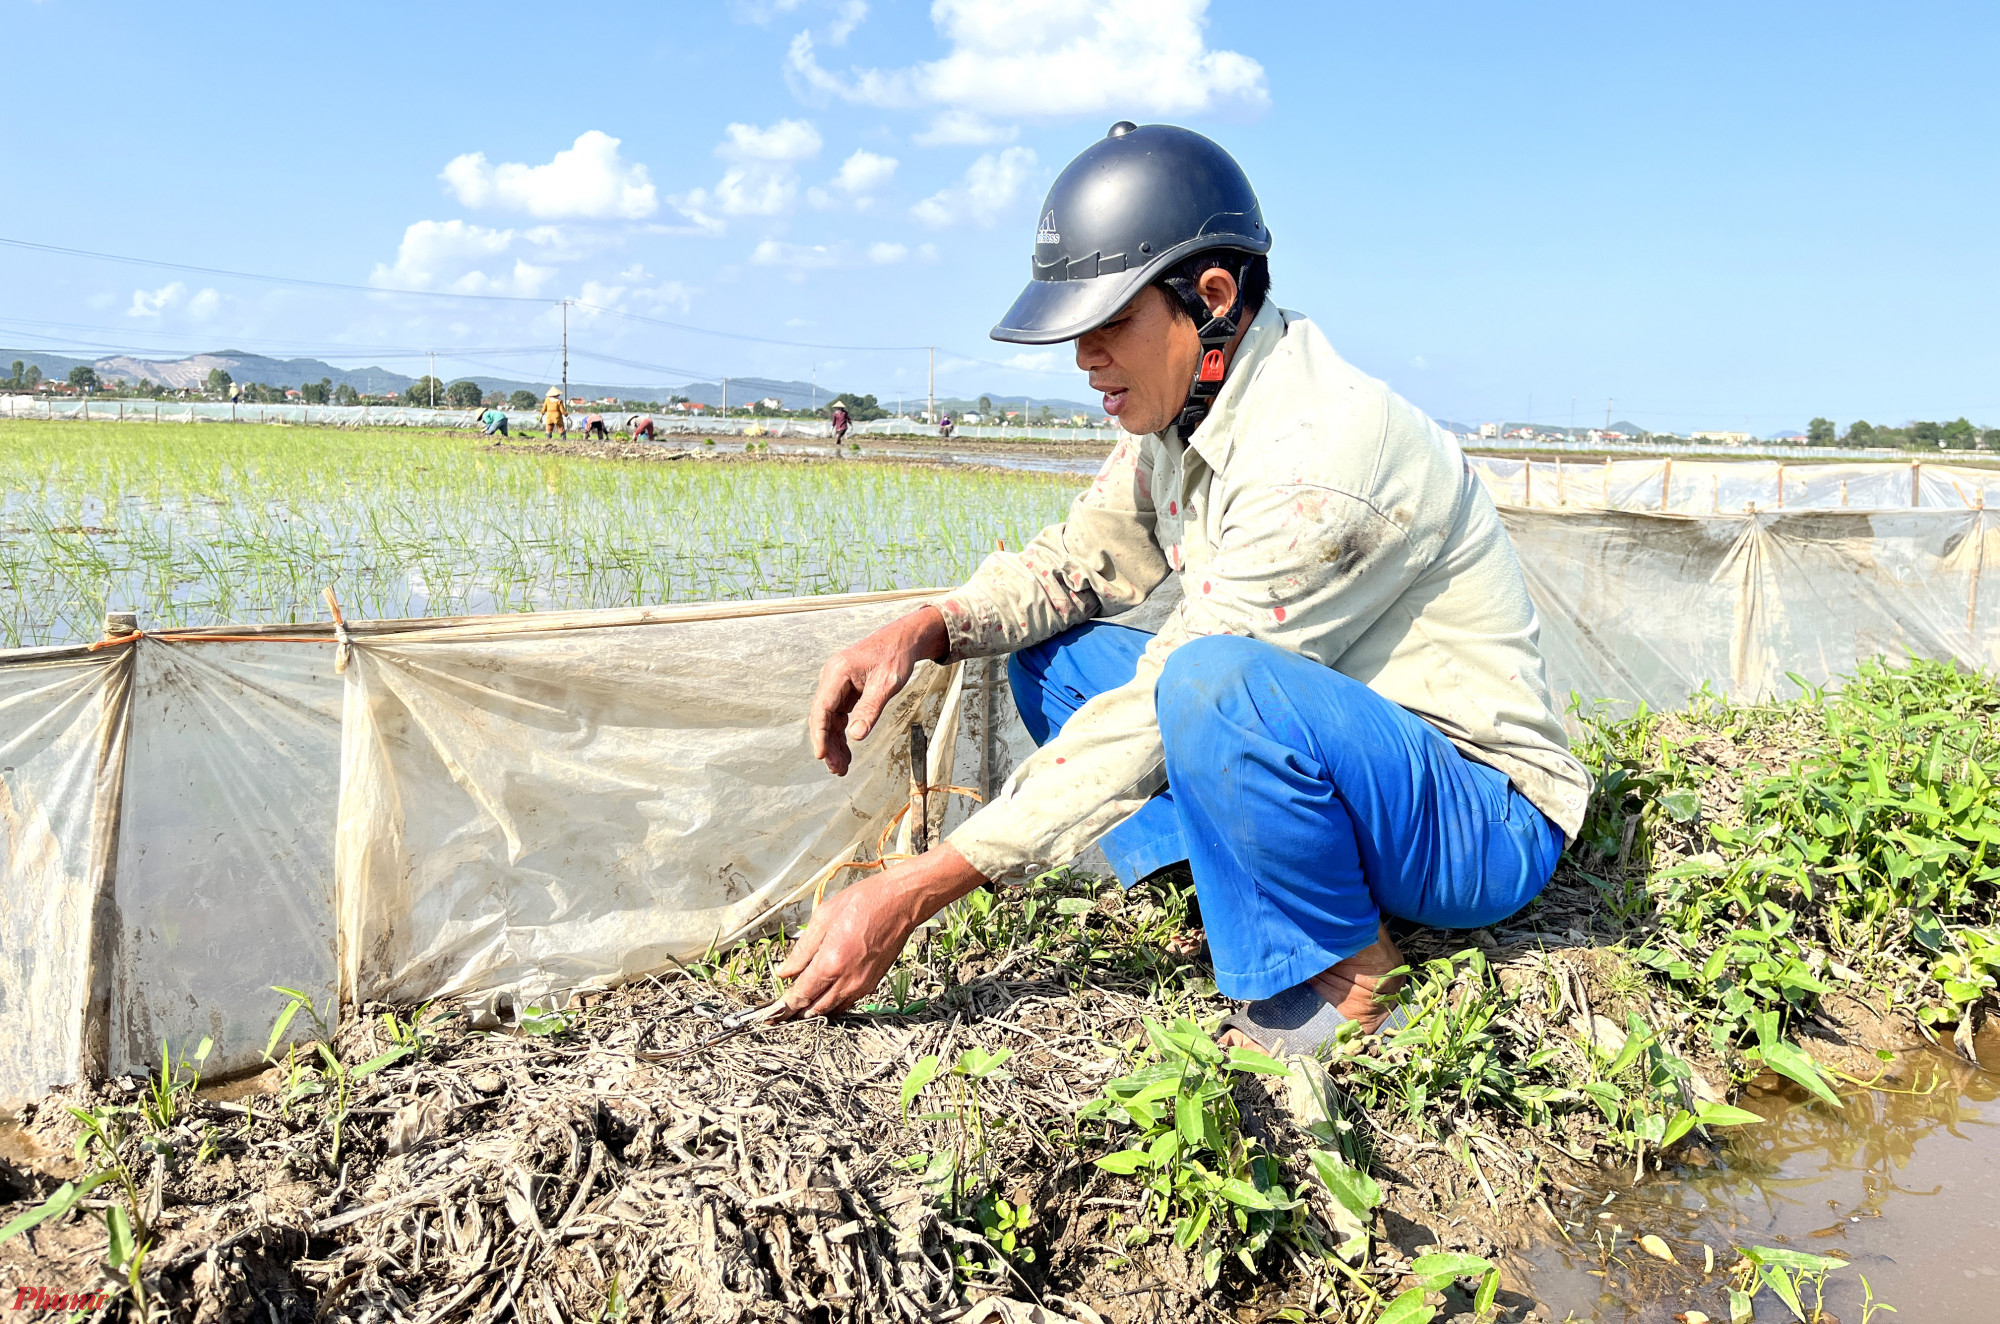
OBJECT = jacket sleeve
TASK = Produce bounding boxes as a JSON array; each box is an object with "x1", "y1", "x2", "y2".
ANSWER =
[
  {"x1": 935, "y1": 435, "x2": 1169, "y2": 661},
  {"x1": 945, "y1": 469, "x2": 1417, "y2": 882}
]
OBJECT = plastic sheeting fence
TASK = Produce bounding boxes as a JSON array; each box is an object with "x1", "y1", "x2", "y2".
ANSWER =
[
  {"x1": 0, "y1": 592, "x2": 991, "y2": 1108},
  {"x1": 7, "y1": 461, "x2": 2000, "y2": 1108},
  {"x1": 1470, "y1": 455, "x2": 2000, "y2": 513}
]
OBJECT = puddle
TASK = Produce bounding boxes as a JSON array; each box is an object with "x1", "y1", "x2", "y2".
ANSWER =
[{"x1": 1517, "y1": 1026, "x2": 2000, "y2": 1321}]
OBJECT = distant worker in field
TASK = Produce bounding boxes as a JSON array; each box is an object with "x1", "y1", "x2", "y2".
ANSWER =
[
  {"x1": 479, "y1": 404, "x2": 509, "y2": 437},
  {"x1": 937, "y1": 412, "x2": 954, "y2": 440},
  {"x1": 830, "y1": 401, "x2": 852, "y2": 447},
  {"x1": 629, "y1": 413, "x2": 656, "y2": 441},
  {"x1": 540, "y1": 388, "x2": 568, "y2": 439},
  {"x1": 584, "y1": 411, "x2": 610, "y2": 441},
  {"x1": 784, "y1": 123, "x2": 1587, "y2": 1057}
]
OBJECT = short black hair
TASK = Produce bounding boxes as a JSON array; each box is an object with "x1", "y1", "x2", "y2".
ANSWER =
[{"x1": 1154, "y1": 249, "x2": 1270, "y2": 327}]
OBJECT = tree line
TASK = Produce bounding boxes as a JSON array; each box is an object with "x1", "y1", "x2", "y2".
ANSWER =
[{"x1": 1807, "y1": 416, "x2": 1997, "y2": 451}]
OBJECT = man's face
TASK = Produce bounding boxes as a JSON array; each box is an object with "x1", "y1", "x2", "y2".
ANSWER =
[{"x1": 1073, "y1": 286, "x2": 1201, "y2": 437}]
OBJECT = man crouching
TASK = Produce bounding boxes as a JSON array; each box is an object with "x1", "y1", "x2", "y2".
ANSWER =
[{"x1": 780, "y1": 123, "x2": 1588, "y2": 1057}]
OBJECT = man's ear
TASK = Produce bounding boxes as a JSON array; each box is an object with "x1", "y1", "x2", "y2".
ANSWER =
[{"x1": 1196, "y1": 267, "x2": 1238, "y2": 319}]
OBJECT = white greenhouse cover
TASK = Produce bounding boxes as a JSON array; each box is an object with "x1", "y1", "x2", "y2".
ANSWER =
[{"x1": 4, "y1": 461, "x2": 2000, "y2": 1107}]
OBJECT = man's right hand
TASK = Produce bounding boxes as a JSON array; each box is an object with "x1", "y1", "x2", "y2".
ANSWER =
[{"x1": 809, "y1": 606, "x2": 950, "y2": 776}]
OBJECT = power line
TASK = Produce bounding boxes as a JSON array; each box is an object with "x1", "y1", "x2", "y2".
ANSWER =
[
  {"x1": 0, "y1": 234, "x2": 1086, "y2": 372},
  {"x1": 570, "y1": 301, "x2": 932, "y2": 353},
  {"x1": 0, "y1": 236, "x2": 552, "y2": 304}
]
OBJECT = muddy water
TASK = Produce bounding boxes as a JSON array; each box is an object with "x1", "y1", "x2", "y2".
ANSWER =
[{"x1": 1517, "y1": 1026, "x2": 2000, "y2": 1321}]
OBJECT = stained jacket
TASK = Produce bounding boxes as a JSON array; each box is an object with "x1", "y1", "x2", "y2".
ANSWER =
[{"x1": 938, "y1": 302, "x2": 1590, "y2": 881}]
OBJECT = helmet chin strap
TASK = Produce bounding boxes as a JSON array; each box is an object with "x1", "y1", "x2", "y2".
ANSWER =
[{"x1": 1173, "y1": 261, "x2": 1251, "y2": 437}]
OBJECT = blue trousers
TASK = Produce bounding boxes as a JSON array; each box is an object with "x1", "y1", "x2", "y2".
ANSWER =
[{"x1": 1009, "y1": 622, "x2": 1564, "y2": 1001}]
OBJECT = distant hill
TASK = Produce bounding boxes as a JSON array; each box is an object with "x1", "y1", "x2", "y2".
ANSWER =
[
  {"x1": 1467, "y1": 420, "x2": 1652, "y2": 440},
  {"x1": 0, "y1": 349, "x2": 95, "y2": 380},
  {"x1": 0, "y1": 346, "x2": 1104, "y2": 416}
]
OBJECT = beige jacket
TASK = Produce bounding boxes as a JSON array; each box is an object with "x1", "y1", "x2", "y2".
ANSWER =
[{"x1": 937, "y1": 302, "x2": 1590, "y2": 881}]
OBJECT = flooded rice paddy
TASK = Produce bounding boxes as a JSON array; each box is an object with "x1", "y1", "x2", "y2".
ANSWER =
[{"x1": 0, "y1": 421, "x2": 1084, "y2": 647}]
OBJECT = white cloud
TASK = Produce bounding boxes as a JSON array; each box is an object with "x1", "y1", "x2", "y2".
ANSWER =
[
  {"x1": 702, "y1": 169, "x2": 802, "y2": 217},
  {"x1": 1004, "y1": 349, "x2": 1068, "y2": 371},
  {"x1": 786, "y1": 0, "x2": 1266, "y2": 117},
  {"x1": 867, "y1": 242, "x2": 908, "y2": 264},
  {"x1": 732, "y1": 0, "x2": 808, "y2": 21},
  {"x1": 679, "y1": 119, "x2": 825, "y2": 224},
  {"x1": 736, "y1": 0, "x2": 866, "y2": 43},
  {"x1": 833, "y1": 149, "x2": 897, "y2": 192},
  {"x1": 751, "y1": 239, "x2": 842, "y2": 270},
  {"x1": 369, "y1": 219, "x2": 559, "y2": 296},
  {"x1": 911, "y1": 110, "x2": 1018, "y2": 146},
  {"x1": 572, "y1": 274, "x2": 694, "y2": 320},
  {"x1": 809, "y1": 147, "x2": 898, "y2": 209},
  {"x1": 127, "y1": 282, "x2": 187, "y2": 317},
  {"x1": 827, "y1": 0, "x2": 868, "y2": 42},
  {"x1": 187, "y1": 288, "x2": 223, "y2": 320},
  {"x1": 911, "y1": 147, "x2": 1036, "y2": 227},
  {"x1": 441, "y1": 130, "x2": 657, "y2": 220},
  {"x1": 718, "y1": 118, "x2": 823, "y2": 163}
]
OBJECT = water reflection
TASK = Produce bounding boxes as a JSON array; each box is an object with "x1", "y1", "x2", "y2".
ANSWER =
[{"x1": 1517, "y1": 1027, "x2": 2000, "y2": 1322}]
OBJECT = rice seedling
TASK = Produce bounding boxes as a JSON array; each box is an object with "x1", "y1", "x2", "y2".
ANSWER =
[{"x1": 0, "y1": 420, "x2": 1081, "y2": 646}]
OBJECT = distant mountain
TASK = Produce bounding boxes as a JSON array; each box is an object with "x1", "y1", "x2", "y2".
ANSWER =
[
  {"x1": 0, "y1": 348, "x2": 660, "y2": 402},
  {"x1": 0, "y1": 346, "x2": 1103, "y2": 416},
  {"x1": 0, "y1": 349, "x2": 95, "y2": 380},
  {"x1": 1466, "y1": 420, "x2": 1653, "y2": 440}
]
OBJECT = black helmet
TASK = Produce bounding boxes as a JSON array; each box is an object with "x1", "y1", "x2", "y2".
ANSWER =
[{"x1": 991, "y1": 122, "x2": 1269, "y2": 346}]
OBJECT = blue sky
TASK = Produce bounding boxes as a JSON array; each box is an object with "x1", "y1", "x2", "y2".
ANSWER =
[{"x1": 1, "y1": 0, "x2": 1993, "y2": 432}]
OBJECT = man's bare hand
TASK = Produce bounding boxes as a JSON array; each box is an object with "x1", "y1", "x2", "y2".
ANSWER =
[
  {"x1": 809, "y1": 606, "x2": 949, "y2": 776},
  {"x1": 776, "y1": 845, "x2": 986, "y2": 1017}
]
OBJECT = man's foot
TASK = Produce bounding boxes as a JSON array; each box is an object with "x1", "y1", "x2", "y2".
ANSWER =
[{"x1": 1218, "y1": 924, "x2": 1406, "y2": 1053}]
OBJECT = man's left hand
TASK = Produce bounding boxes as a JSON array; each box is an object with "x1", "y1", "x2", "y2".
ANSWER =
[{"x1": 775, "y1": 845, "x2": 987, "y2": 1017}]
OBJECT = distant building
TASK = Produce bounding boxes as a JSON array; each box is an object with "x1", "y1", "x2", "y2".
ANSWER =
[
  {"x1": 1478, "y1": 422, "x2": 1500, "y2": 439},
  {"x1": 1691, "y1": 431, "x2": 1756, "y2": 444}
]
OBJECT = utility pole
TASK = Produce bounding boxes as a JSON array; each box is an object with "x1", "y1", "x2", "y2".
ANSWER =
[
  {"x1": 811, "y1": 362, "x2": 817, "y2": 412},
  {"x1": 428, "y1": 350, "x2": 436, "y2": 408},
  {"x1": 722, "y1": 377, "x2": 728, "y2": 417},
  {"x1": 561, "y1": 301, "x2": 570, "y2": 407},
  {"x1": 1605, "y1": 398, "x2": 1614, "y2": 430},
  {"x1": 926, "y1": 347, "x2": 935, "y2": 423}
]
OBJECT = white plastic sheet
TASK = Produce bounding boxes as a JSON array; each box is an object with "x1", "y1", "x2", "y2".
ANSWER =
[
  {"x1": 334, "y1": 594, "x2": 957, "y2": 1006},
  {"x1": 1505, "y1": 507, "x2": 1999, "y2": 713},
  {"x1": 109, "y1": 640, "x2": 343, "y2": 1079},
  {"x1": 1472, "y1": 456, "x2": 2000, "y2": 514},
  {"x1": 0, "y1": 652, "x2": 122, "y2": 1110}
]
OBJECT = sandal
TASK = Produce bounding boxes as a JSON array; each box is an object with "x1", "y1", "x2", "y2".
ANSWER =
[{"x1": 1221, "y1": 982, "x2": 1410, "y2": 1057}]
